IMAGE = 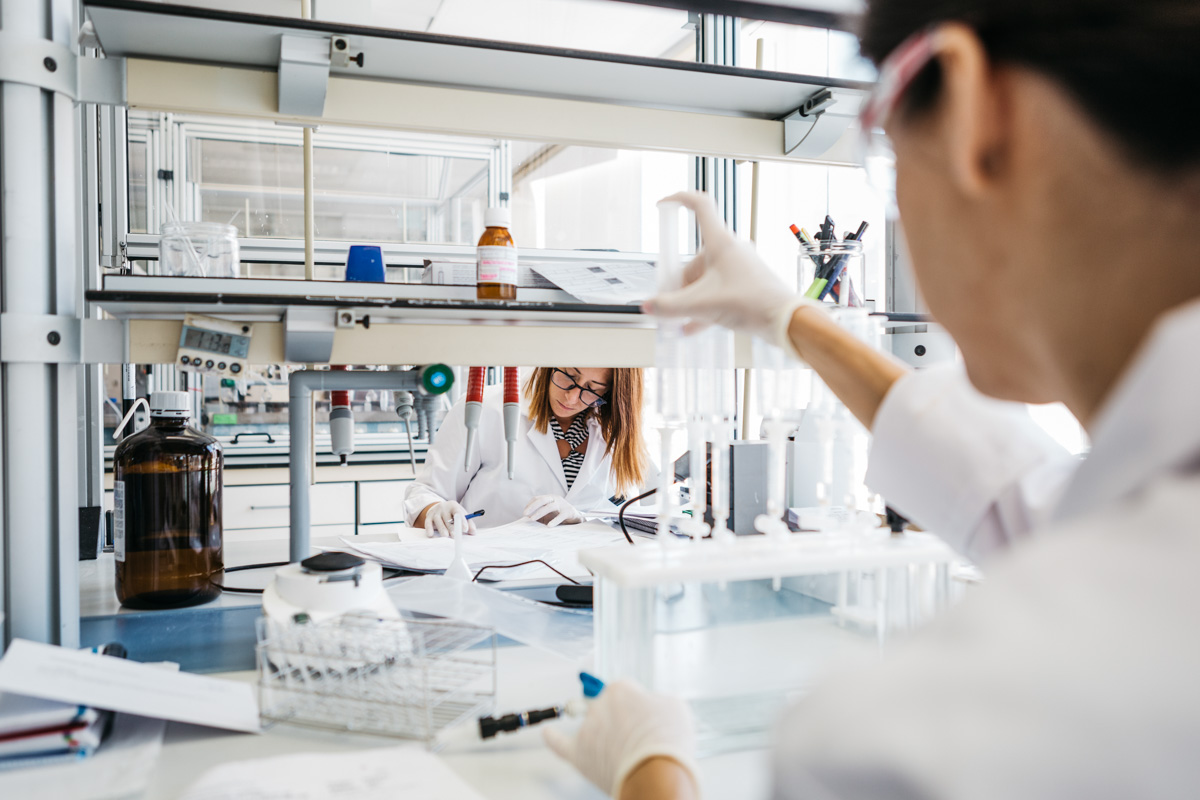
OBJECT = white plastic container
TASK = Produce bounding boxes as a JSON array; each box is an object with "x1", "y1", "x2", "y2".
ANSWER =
[
  {"x1": 158, "y1": 222, "x2": 240, "y2": 278},
  {"x1": 580, "y1": 530, "x2": 961, "y2": 755}
]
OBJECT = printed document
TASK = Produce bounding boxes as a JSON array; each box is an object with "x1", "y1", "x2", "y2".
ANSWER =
[
  {"x1": 0, "y1": 640, "x2": 260, "y2": 733},
  {"x1": 180, "y1": 744, "x2": 485, "y2": 800}
]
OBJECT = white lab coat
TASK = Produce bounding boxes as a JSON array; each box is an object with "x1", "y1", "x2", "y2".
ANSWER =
[
  {"x1": 865, "y1": 363, "x2": 1079, "y2": 563},
  {"x1": 772, "y1": 298, "x2": 1200, "y2": 798},
  {"x1": 403, "y1": 386, "x2": 620, "y2": 529}
]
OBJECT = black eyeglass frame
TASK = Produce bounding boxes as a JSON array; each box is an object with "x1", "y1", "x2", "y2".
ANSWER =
[{"x1": 549, "y1": 368, "x2": 608, "y2": 408}]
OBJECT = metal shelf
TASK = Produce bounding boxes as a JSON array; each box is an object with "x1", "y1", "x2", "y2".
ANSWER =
[
  {"x1": 83, "y1": 0, "x2": 869, "y2": 162},
  {"x1": 88, "y1": 275, "x2": 657, "y2": 367},
  {"x1": 85, "y1": 0, "x2": 867, "y2": 120}
]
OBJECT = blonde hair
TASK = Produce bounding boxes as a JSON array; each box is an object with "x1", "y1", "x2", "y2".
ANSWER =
[{"x1": 524, "y1": 368, "x2": 647, "y2": 499}]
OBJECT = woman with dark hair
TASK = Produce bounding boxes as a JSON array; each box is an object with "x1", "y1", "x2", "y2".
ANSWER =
[
  {"x1": 404, "y1": 367, "x2": 647, "y2": 536},
  {"x1": 546, "y1": 2, "x2": 1200, "y2": 798}
]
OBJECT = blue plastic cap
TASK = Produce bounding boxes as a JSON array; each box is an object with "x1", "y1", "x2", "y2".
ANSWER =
[
  {"x1": 580, "y1": 672, "x2": 605, "y2": 698},
  {"x1": 431, "y1": 373, "x2": 446, "y2": 387}
]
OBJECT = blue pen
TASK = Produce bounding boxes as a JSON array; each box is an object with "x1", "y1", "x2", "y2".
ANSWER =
[{"x1": 465, "y1": 510, "x2": 485, "y2": 520}]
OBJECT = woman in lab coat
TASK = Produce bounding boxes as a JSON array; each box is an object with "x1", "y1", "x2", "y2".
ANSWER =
[
  {"x1": 404, "y1": 367, "x2": 647, "y2": 536},
  {"x1": 545, "y1": 1, "x2": 1200, "y2": 798}
]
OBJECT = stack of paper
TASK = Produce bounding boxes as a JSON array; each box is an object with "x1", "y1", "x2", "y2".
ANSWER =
[
  {"x1": 0, "y1": 693, "x2": 109, "y2": 771},
  {"x1": 528, "y1": 260, "x2": 657, "y2": 305},
  {"x1": 420, "y1": 260, "x2": 556, "y2": 289}
]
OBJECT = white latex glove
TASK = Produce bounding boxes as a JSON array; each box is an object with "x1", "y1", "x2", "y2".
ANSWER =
[
  {"x1": 646, "y1": 190, "x2": 822, "y2": 356},
  {"x1": 422, "y1": 500, "x2": 476, "y2": 538},
  {"x1": 523, "y1": 495, "x2": 583, "y2": 527},
  {"x1": 544, "y1": 680, "x2": 697, "y2": 798}
]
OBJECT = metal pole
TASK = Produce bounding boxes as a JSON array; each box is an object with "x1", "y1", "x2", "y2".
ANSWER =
[
  {"x1": 289, "y1": 370, "x2": 430, "y2": 563},
  {"x1": 301, "y1": 0, "x2": 315, "y2": 281},
  {"x1": 1, "y1": 0, "x2": 82, "y2": 647}
]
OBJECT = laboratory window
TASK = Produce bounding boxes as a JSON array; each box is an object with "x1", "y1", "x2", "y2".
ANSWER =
[
  {"x1": 738, "y1": 20, "x2": 875, "y2": 81},
  {"x1": 315, "y1": 0, "x2": 697, "y2": 62}
]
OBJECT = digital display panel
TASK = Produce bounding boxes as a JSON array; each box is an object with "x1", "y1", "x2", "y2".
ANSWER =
[{"x1": 180, "y1": 326, "x2": 250, "y2": 359}]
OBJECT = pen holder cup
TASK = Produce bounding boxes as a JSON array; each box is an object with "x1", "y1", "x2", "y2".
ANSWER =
[
  {"x1": 799, "y1": 238, "x2": 863, "y2": 304},
  {"x1": 158, "y1": 222, "x2": 239, "y2": 278},
  {"x1": 345, "y1": 245, "x2": 386, "y2": 283}
]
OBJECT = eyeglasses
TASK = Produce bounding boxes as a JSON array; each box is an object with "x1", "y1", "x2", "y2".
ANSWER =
[
  {"x1": 856, "y1": 26, "x2": 942, "y2": 218},
  {"x1": 550, "y1": 368, "x2": 608, "y2": 408}
]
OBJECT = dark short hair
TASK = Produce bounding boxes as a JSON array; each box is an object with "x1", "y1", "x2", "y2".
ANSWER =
[{"x1": 857, "y1": 0, "x2": 1200, "y2": 171}]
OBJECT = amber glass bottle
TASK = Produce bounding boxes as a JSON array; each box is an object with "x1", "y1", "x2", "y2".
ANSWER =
[
  {"x1": 476, "y1": 207, "x2": 517, "y2": 301},
  {"x1": 114, "y1": 391, "x2": 223, "y2": 609}
]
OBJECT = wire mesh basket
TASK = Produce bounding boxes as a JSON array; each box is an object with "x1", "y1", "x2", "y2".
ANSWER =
[{"x1": 256, "y1": 613, "x2": 496, "y2": 746}]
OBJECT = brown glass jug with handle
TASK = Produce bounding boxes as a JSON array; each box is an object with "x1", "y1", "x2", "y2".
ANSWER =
[{"x1": 113, "y1": 390, "x2": 223, "y2": 609}]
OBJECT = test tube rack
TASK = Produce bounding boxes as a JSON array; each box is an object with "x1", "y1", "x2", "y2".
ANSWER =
[{"x1": 256, "y1": 614, "x2": 497, "y2": 747}]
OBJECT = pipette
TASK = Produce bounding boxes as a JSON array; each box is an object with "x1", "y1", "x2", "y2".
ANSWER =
[
  {"x1": 478, "y1": 673, "x2": 605, "y2": 739},
  {"x1": 329, "y1": 365, "x2": 353, "y2": 466},
  {"x1": 503, "y1": 367, "x2": 520, "y2": 479},
  {"x1": 463, "y1": 366, "x2": 485, "y2": 471}
]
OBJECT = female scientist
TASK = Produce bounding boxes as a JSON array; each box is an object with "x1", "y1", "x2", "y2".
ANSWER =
[
  {"x1": 546, "y1": 1, "x2": 1200, "y2": 798},
  {"x1": 404, "y1": 367, "x2": 647, "y2": 536}
]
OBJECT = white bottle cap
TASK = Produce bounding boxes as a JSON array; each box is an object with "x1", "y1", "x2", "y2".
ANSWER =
[
  {"x1": 484, "y1": 207, "x2": 511, "y2": 229},
  {"x1": 149, "y1": 391, "x2": 191, "y2": 418}
]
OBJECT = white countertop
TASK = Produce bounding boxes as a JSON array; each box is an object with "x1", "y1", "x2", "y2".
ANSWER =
[{"x1": 149, "y1": 646, "x2": 772, "y2": 800}]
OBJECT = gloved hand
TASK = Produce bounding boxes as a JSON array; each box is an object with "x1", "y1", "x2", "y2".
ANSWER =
[
  {"x1": 645, "y1": 190, "x2": 822, "y2": 356},
  {"x1": 422, "y1": 500, "x2": 476, "y2": 538},
  {"x1": 543, "y1": 680, "x2": 697, "y2": 798},
  {"x1": 524, "y1": 495, "x2": 583, "y2": 527}
]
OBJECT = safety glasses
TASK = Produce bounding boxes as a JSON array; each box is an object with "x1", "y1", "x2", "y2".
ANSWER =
[
  {"x1": 550, "y1": 368, "x2": 608, "y2": 408},
  {"x1": 856, "y1": 26, "x2": 942, "y2": 218}
]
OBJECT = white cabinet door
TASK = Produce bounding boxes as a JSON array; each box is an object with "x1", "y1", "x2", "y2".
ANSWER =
[
  {"x1": 357, "y1": 480, "x2": 410, "y2": 525},
  {"x1": 224, "y1": 482, "x2": 355, "y2": 530}
]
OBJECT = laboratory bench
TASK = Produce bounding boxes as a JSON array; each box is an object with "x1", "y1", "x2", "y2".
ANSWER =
[
  {"x1": 80, "y1": 531, "x2": 413, "y2": 672},
  {"x1": 147, "y1": 647, "x2": 773, "y2": 800},
  {"x1": 79, "y1": 528, "x2": 596, "y2": 672}
]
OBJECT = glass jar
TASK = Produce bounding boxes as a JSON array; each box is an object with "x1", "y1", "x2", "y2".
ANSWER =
[
  {"x1": 114, "y1": 391, "x2": 223, "y2": 609},
  {"x1": 158, "y1": 222, "x2": 240, "y2": 278},
  {"x1": 476, "y1": 207, "x2": 517, "y2": 301},
  {"x1": 798, "y1": 237, "x2": 863, "y2": 305}
]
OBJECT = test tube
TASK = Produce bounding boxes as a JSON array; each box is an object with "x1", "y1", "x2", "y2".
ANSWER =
[
  {"x1": 655, "y1": 201, "x2": 687, "y2": 541},
  {"x1": 753, "y1": 340, "x2": 804, "y2": 540},
  {"x1": 686, "y1": 326, "x2": 736, "y2": 539}
]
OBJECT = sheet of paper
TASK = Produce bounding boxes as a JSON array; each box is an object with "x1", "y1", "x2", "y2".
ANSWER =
[
  {"x1": 529, "y1": 260, "x2": 657, "y2": 304},
  {"x1": 336, "y1": 519, "x2": 625, "y2": 581},
  {"x1": 338, "y1": 537, "x2": 550, "y2": 576},
  {"x1": 0, "y1": 713, "x2": 166, "y2": 800},
  {"x1": 0, "y1": 641, "x2": 260, "y2": 733},
  {"x1": 478, "y1": 517, "x2": 626, "y2": 551},
  {"x1": 179, "y1": 744, "x2": 485, "y2": 800}
]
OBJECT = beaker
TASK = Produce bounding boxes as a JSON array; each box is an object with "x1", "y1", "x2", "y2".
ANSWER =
[{"x1": 159, "y1": 222, "x2": 240, "y2": 278}]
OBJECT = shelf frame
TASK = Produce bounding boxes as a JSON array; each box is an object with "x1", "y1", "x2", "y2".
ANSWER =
[{"x1": 83, "y1": 0, "x2": 870, "y2": 164}]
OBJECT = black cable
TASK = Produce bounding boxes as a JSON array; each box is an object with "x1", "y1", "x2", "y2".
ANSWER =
[
  {"x1": 209, "y1": 560, "x2": 289, "y2": 594},
  {"x1": 618, "y1": 488, "x2": 658, "y2": 544},
  {"x1": 472, "y1": 559, "x2": 581, "y2": 584}
]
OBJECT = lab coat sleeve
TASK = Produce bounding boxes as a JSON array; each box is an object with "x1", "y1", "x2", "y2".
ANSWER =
[
  {"x1": 865, "y1": 364, "x2": 1078, "y2": 563},
  {"x1": 403, "y1": 397, "x2": 479, "y2": 526}
]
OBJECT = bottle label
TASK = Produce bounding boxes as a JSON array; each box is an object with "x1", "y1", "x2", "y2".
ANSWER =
[
  {"x1": 113, "y1": 480, "x2": 125, "y2": 563},
  {"x1": 477, "y1": 245, "x2": 518, "y2": 285}
]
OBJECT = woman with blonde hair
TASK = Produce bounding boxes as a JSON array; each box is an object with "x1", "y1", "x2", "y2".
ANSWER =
[{"x1": 405, "y1": 367, "x2": 647, "y2": 537}]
